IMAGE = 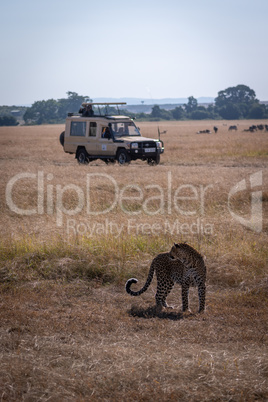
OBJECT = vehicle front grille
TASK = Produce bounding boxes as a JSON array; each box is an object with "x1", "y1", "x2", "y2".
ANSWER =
[{"x1": 140, "y1": 141, "x2": 156, "y2": 149}]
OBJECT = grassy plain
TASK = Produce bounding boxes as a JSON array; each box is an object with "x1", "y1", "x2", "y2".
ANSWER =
[{"x1": 0, "y1": 120, "x2": 267, "y2": 401}]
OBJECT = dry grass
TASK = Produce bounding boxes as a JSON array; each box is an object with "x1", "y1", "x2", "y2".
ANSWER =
[{"x1": 0, "y1": 120, "x2": 268, "y2": 401}]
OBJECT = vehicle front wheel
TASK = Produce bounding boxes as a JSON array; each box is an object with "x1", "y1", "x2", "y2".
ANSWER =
[
  {"x1": 76, "y1": 148, "x2": 89, "y2": 165},
  {"x1": 117, "y1": 149, "x2": 130, "y2": 165}
]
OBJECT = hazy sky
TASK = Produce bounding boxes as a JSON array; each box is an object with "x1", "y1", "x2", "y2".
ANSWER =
[{"x1": 1, "y1": 0, "x2": 268, "y2": 105}]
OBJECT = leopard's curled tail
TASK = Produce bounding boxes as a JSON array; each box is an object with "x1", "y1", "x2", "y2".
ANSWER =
[{"x1": 125, "y1": 261, "x2": 154, "y2": 296}]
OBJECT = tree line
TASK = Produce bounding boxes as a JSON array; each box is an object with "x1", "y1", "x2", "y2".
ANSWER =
[
  {"x1": 137, "y1": 85, "x2": 268, "y2": 121},
  {"x1": 0, "y1": 85, "x2": 267, "y2": 126},
  {"x1": 23, "y1": 91, "x2": 91, "y2": 124}
]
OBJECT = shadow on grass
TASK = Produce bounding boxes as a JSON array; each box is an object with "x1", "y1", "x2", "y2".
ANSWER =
[{"x1": 128, "y1": 305, "x2": 185, "y2": 320}]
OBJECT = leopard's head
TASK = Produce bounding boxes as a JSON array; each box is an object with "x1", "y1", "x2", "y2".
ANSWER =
[
  {"x1": 169, "y1": 242, "x2": 187, "y2": 260},
  {"x1": 170, "y1": 242, "x2": 204, "y2": 263}
]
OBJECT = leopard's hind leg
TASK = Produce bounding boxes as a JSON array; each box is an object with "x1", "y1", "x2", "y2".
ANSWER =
[
  {"x1": 198, "y1": 283, "x2": 206, "y2": 313},
  {"x1": 181, "y1": 280, "x2": 190, "y2": 312},
  {"x1": 155, "y1": 280, "x2": 174, "y2": 310}
]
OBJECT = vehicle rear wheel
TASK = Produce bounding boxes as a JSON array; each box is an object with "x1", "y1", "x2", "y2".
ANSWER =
[
  {"x1": 59, "y1": 131, "x2": 65, "y2": 146},
  {"x1": 117, "y1": 149, "x2": 130, "y2": 165},
  {"x1": 147, "y1": 154, "x2": 160, "y2": 165},
  {"x1": 77, "y1": 148, "x2": 89, "y2": 165}
]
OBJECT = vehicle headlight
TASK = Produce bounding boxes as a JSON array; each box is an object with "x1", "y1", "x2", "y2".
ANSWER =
[
  {"x1": 131, "y1": 142, "x2": 139, "y2": 149},
  {"x1": 156, "y1": 141, "x2": 161, "y2": 149}
]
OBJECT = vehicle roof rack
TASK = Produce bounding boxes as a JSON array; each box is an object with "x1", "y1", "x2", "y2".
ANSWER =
[
  {"x1": 81, "y1": 102, "x2": 127, "y2": 106},
  {"x1": 81, "y1": 102, "x2": 127, "y2": 116}
]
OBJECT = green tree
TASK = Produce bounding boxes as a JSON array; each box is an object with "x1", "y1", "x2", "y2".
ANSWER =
[
  {"x1": 215, "y1": 84, "x2": 258, "y2": 118},
  {"x1": 171, "y1": 106, "x2": 185, "y2": 120},
  {"x1": 150, "y1": 105, "x2": 172, "y2": 120},
  {"x1": 191, "y1": 107, "x2": 210, "y2": 120},
  {"x1": 215, "y1": 84, "x2": 256, "y2": 106},
  {"x1": 0, "y1": 115, "x2": 19, "y2": 126},
  {"x1": 206, "y1": 104, "x2": 219, "y2": 119},
  {"x1": 23, "y1": 92, "x2": 90, "y2": 124},
  {"x1": 24, "y1": 99, "x2": 58, "y2": 124},
  {"x1": 151, "y1": 105, "x2": 162, "y2": 118},
  {"x1": 217, "y1": 103, "x2": 241, "y2": 120},
  {"x1": 57, "y1": 91, "x2": 91, "y2": 120},
  {"x1": 248, "y1": 103, "x2": 266, "y2": 119},
  {"x1": 184, "y1": 96, "x2": 198, "y2": 115}
]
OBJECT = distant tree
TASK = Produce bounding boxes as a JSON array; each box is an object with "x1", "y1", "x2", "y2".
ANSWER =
[
  {"x1": 24, "y1": 99, "x2": 58, "y2": 124},
  {"x1": 215, "y1": 84, "x2": 258, "y2": 118},
  {"x1": 206, "y1": 104, "x2": 220, "y2": 119},
  {"x1": 248, "y1": 103, "x2": 266, "y2": 119},
  {"x1": 151, "y1": 105, "x2": 162, "y2": 118},
  {"x1": 160, "y1": 109, "x2": 172, "y2": 120},
  {"x1": 215, "y1": 85, "x2": 257, "y2": 107},
  {"x1": 171, "y1": 106, "x2": 185, "y2": 120},
  {"x1": 0, "y1": 106, "x2": 27, "y2": 118},
  {"x1": 265, "y1": 104, "x2": 268, "y2": 118},
  {"x1": 150, "y1": 105, "x2": 172, "y2": 120},
  {"x1": 191, "y1": 107, "x2": 210, "y2": 120},
  {"x1": 136, "y1": 112, "x2": 147, "y2": 120},
  {"x1": 23, "y1": 92, "x2": 91, "y2": 124},
  {"x1": 217, "y1": 103, "x2": 241, "y2": 120},
  {"x1": 57, "y1": 91, "x2": 91, "y2": 119},
  {"x1": 0, "y1": 115, "x2": 19, "y2": 126},
  {"x1": 184, "y1": 96, "x2": 198, "y2": 115}
]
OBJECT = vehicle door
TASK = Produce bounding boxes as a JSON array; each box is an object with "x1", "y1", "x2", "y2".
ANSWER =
[
  {"x1": 85, "y1": 121, "x2": 98, "y2": 155},
  {"x1": 98, "y1": 125, "x2": 116, "y2": 155}
]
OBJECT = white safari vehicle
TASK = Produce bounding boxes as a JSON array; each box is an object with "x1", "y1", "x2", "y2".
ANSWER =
[{"x1": 59, "y1": 102, "x2": 164, "y2": 165}]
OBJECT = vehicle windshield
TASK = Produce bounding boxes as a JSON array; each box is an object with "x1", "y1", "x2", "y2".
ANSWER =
[{"x1": 111, "y1": 121, "x2": 141, "y2": 137}]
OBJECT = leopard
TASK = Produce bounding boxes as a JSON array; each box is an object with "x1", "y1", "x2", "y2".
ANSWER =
[{"x1": 126, "y1": 242, "x2": 206, "y2": 313}]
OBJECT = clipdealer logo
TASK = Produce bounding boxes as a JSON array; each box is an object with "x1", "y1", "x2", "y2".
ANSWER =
[
  {"x1": 5, "y1": 171, "x2": 213, "y2": 228},
  {"x1": 228, "y1": 170, "x2": 263, "y2": 233},
  {"x1": 5, "y1": 170, "x2": 263, "y2": 234}
]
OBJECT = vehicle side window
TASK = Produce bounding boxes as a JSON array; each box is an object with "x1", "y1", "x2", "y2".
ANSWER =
[
  {"x1": 90, "y1": 122, "x2": 97, "y2": 137},
  {"x1": 70, "y1": 122, "x2": 86, "y2": 136}
]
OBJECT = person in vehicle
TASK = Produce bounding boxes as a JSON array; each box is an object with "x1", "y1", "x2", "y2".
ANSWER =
[
  {"x1": 102, "y1": 127, "x2": 111, "y2": 138},
  {"x1": 80, "y1": 104, "x2": 94, "y2": 117}
]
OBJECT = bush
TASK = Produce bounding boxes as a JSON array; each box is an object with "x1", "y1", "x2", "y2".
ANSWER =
[
  {"x1": 190, "y1": 109, "x2": 210, "y2": 120},
  {"x1": 171, "y1": 106, "x2": 185, "y2": 120},
  {"x1": 0, "y1": 115, "x2": 19, "y2": 126},
  {"x1": 248, "y1": 104, "x2": 266, "y2": 119}
]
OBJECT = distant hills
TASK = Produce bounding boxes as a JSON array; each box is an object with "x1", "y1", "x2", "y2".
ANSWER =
[{"x1": 92, "y1": 97, "x2": 215, "y2": 105}]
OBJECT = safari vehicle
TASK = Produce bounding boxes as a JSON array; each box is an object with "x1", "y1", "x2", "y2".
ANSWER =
[{"x1": 59, "y1": 102, "x2": 164, "y2": 165}]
